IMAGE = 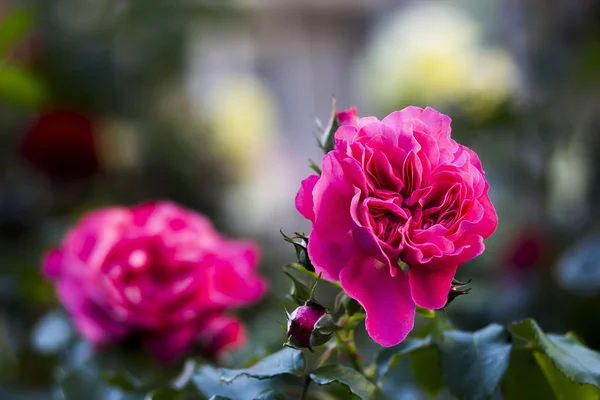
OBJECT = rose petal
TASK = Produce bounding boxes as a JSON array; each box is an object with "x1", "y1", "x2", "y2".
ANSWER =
[
  {"x1": 43, "y1": 248, "x2": 63, "y2": 277},
  {"x1": 308, "y1": 230, "x2": 354, "y2": 281},
  {"x1": 295, "y1": 175, "x2": 320, "y2": 222},
  {"x1": 340, "y1": 257, "x2": 415, "y2": 346},
  {"x1": 408, "y1": 264, "x2": 458, "y2": 309},
  {"x1": 197, "y1": 314, "x2": 247, "y2": 357}
]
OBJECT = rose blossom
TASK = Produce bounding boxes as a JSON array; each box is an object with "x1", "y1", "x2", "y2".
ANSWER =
[
  {"x1": 296, "y1": 106, "x2": 497, "y2": 346},
  {"x1": 43, "y1": 201, "x2": 267, "y2": 363}
]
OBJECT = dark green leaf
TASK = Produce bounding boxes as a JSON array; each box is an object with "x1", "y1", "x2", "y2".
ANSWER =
[
  {"x1": 508, "y1": 319, "x2": 600, "y2": 398},
  {"x1": 219, "y1": 348, "x2": 305, "y2": 383},
  {"x1": 193, "y1": 365, "x2": 268, "y2": 399},
  {"x1": 319, "y1": 98, "x2": 340, "y2": 153},
  {"x1": 147, "y1": 388, "x2": 187, "y2": 400},
  {"x1": 309, "y1": 159, "x2": 322, "y2": 175},
  {"x1": 410, "y1": 347, "x2": 445, "y2": 397},
  {"x1": 502, "y1": 350, "x2": 555, "y2": 400},
  {"x1": 104, "y1": 370, "x2": 140, "y2": 392},
  {"x1": 510, "y1": 320, "x2": 600, "y2": 386},
  {"x1": 310, "y1": 365, "x2": 379, "y2": 400},
  {"x1": 57, "y1": 366, "x2": 120, "y2": 400},
  {"x1": 438, "y1": 324, "x2": 512, "y2": 400},
  {"x1": 253, "y1": 389, "x2": 291, "y2": 400},
  {"x1": 376, "y1": 336, "x2": 433, "y2": 384},
  {"x1": 283, "y1": 270, "x2": 311, "y2": 306},
  {"x1": 287, "y1": 263, "x2": 341, "y2": 289},
  {"x1": 0, "y1": 10, "x2": 33, "y2": 56}
]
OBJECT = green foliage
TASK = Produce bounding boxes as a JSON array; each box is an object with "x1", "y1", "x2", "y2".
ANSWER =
[
  {"x1": 319, "y1": 98, "x2": 341, "y2": 153},
  {"x1": 410, "y1": 347, "x2": 445, "y2": 397},
  {"x1": 282, "y1": 269, "x2": 311, "y2": 306},
  {"x1": 503, "y1": 350, "x2": 556, "y2": 400},
  {"x1": 253, "y1": 390, "x2": 291, "y2": 400},
  {"x1": 192, "y1": 365, "x2": 269, "y2": 399},
  {"x1": 437, "y1": 324, "x2": 512, "y2": 400},
  {"x1": 309, "y1": 365, "x2": 380, "y2": 400},
  {"x1": 0, "y1": 9, "x2": 34, "y2": 56},
  {"x1": 507, "y1": 319, "x2": 600, "y2": 399},
  {"x1": 376, "y1": 336, "x2": 433, "y2": 384},
  {"x1": 219, "y1": 347, "x2": 306, "y2": 383},
  {"x1": 0, "y1": 64, "x2": 46, "y2": 106}
]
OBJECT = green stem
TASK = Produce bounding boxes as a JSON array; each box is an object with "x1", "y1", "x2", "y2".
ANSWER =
[
  {"x1": 335, "y1": 330, "x2": 364, "y2": 374},
  {"x1": 314, "y1": 344, "x2": 336, "y2": 370},
  {"x1": 301, "y1": 375, "x2": 312, "y2": 400}
]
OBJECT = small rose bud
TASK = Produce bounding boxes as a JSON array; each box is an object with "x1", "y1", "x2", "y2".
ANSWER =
[
  {"x1": 336, "y1": 106, "x2": 359, "y2": 127},
  {"x1": 286, "y1": 303, "x2": 334, "y2": 349}
]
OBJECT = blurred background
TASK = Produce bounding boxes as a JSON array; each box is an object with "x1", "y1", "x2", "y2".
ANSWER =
[{"x1": 2, "y1": 0, "x2": 600, "y2": 398}]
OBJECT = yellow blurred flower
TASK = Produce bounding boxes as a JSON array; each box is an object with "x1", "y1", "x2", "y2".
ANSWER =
[
  {"x1": 357, "y1": 2, "x2": 521, "y2": 117},
  {"x1": 206, "y1": 75, "x2": 277, "y2": 179}
]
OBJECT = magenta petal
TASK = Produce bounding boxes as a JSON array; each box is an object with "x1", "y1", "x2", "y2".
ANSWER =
[
  {"x1": 308, "y1": 230, "x2": 354, "y2": 281},
  {"x1": 43, "y1": 249, "x2": 63, "y2": 276},
  {"x1": 408, "y1": 264, "x2": 458, "y2": 309},
  {"x1": 340, "y1": 257, "x2": 415, "y2": 346},
  {"x1": 295, "y1": 175, "x2": 320, "y2": 222}
]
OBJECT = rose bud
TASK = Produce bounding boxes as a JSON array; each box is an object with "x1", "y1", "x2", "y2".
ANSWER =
[
  {"x1": 22, "y1": 109, "x2": 99, "y2": 182},
  {"x1": 286, "y1": 302, "x2": 334, "y2": 350},
  {"x1": 42, "y1": 201, "x2": 267, "y2": 364}
]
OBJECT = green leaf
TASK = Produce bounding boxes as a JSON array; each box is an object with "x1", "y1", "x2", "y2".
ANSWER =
[
  {"x1": 309, "y1": 159, "x2": 322, "y2": 175},
  {"x1": 287, "y1": 263, "x2": 341, "y2": 289},
  {"x1": 410, "y1": 347, "x2": 445, "y2": 397},
  {"x1": 310, "y1": 365, "x2": 379, "y2": 400},
  {"x1": 103, "y1": 370, "x2": 140, "y2": 392},
  {"x1": 0, "y1": 65, "x2": 46, "y2": 106},
  {"x1": 253, "y1": 390, "x2": 291, "y2": 400},
  {"x1": 0, "y1": 10, "x2": 33, "y2": 56},
  {"x1": 437, "y1": 324, "x2": 512, "y2": 400},
  {"x1": 57, "y1": 365, "x2": 120, "y2": 400},
  {"x1": 319, "y1": 98, "x2": 340, "y2": 153},
  {"x1": 375, "y1": 336, "x2": 433, "y2": 384},
  {"x1": 502, "y1": 350, "x2": 555, "y2": 400},
  {"x1": 508, "y1": 319, "x2": 600, "y2": 399},
  {"x1": 283, "y1": 270, "x2": 311, "y2": 306},
  {"x1": 209, "y1": 396, "x2": 233, "y2": 400},
  {"x1": 219, "y1": 347, "x2": 305, "y2": 383},
  {"x1": 147, "y1": 388, "x2": 189, "y2": 400},
  {"x1": 192, "y1": 365, "x2": 269, "y2": 399}
]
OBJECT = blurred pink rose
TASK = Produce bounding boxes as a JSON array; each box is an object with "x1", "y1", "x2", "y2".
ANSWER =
[
  {"x1": 43, "y1": 201, "x2": 266, "y2": 363},
  {"x1": 296, "y1": 106, "x2": 497, "y2": 346}
]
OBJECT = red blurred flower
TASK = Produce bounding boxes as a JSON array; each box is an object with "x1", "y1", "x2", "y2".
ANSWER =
[{"x1": 22, "y1": 109, "x2": 99, "y2": 182}]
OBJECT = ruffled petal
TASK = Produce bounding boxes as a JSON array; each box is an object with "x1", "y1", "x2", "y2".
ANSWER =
[
  {"x1": 308, "y1": 230, "x2": 354, "y2": 281},
  {"x1": 340, "y1": 257, "x2": 415, "y2": 346},
  {"x1": 408, "y1": 264, "x2": 458, "y2": 309},
  {"x1": 295, "y1": 175, "x2": 320, "y2": 222}
]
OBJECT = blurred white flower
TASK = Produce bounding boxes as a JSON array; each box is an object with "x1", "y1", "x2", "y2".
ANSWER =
[{"x1": 356, "y1": 1, "x2": 521, "y2": 116}]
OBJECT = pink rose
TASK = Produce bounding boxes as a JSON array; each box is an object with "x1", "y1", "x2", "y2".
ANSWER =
[
  {"x1": 296, "y1": 106, "x2": 497, "y2": 346},
  {"x1": 43, "y1": 201, "x2": 266, "y2": 363}
]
